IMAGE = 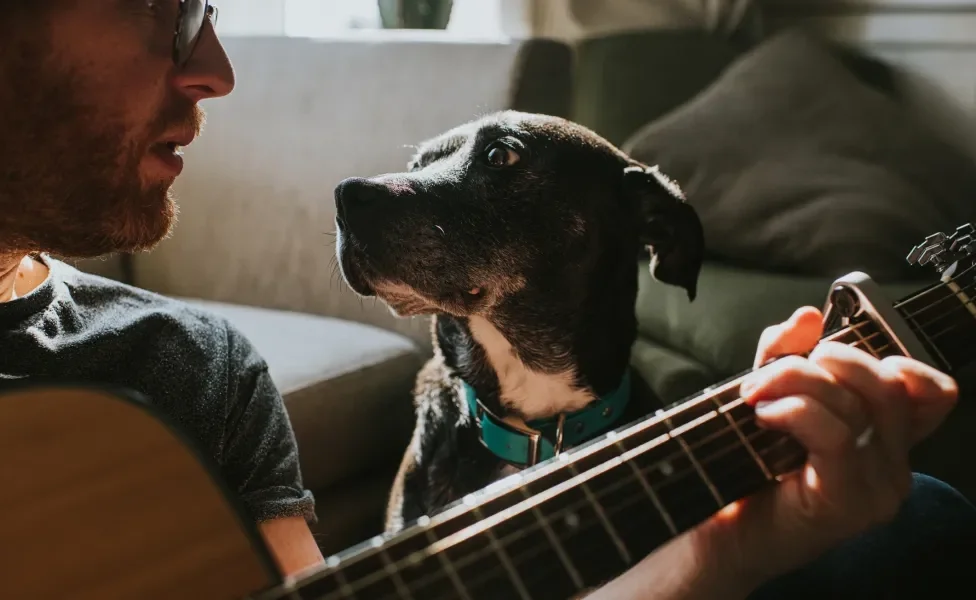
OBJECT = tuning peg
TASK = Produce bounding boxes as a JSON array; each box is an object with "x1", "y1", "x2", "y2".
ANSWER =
[
  {"x1": 948, "y1": 223, "x2": 975, "y2": 256},
  {"x1": 908, "y1": 223, "x2": 976, "y2": 272},
  {"x1": 906, "y1": 232, "x2": 948, "y2": 267}
]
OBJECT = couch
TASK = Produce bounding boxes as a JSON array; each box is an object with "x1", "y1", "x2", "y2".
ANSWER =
[{"x1": 71, "y1": 27, "x2": 974, "y2": 557}]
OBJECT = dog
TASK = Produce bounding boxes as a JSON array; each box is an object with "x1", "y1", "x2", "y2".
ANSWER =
[{"x1": 334, "y1": 111, "x2": 704, "y2": 534}]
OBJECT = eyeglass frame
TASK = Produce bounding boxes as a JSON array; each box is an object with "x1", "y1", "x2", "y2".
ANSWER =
[{"x1": 173, "y1": 0, "x2": 219, "y2": 67}]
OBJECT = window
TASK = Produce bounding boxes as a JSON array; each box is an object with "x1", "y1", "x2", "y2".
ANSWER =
[{"x1": 218, "y1": 0, "x2": 515, "y2": 38}]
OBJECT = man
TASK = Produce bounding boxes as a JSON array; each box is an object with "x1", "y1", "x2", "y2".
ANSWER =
[
  {"x1": 1, "y1": 1, "x2": 972, "y2": 596},
  {"x1": 0, "y1": 0, "x2": 324, "y2": 577}
]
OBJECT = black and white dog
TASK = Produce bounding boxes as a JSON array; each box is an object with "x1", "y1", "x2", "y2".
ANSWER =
[{"x1": 334, "y1": 111, "x2": 704, "y2": 533}]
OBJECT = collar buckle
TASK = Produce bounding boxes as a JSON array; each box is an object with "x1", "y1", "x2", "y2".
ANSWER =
[{"x1": 552, "y1": 413, "x2": 567, "y2": 457}]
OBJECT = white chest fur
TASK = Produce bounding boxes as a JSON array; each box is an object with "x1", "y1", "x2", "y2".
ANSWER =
[{"x1": 468, "y1": 316, "x2": 595, "y2": 421}]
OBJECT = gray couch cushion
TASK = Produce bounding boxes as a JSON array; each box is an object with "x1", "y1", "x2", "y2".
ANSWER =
[
  {"x1": 623, "y1": 29, "x2": 976, "y2": 282},
  {"x1": 181, "y1": 299, "x2": 425, "y2": 492}
]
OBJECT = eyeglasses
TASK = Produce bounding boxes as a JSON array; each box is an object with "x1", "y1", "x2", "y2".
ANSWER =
[{"x1": 173, "y1": 0, "x2": 218, "y2": 67}]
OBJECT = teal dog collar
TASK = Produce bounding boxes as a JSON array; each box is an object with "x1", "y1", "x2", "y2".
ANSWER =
[{"x1": 462, "y1": 370, "x2": 632, "y2": 467}]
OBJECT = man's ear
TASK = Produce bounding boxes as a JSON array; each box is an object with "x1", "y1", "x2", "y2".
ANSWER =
[{"x1": 622, "y1": 164, "x2": 704, "y2": 302}]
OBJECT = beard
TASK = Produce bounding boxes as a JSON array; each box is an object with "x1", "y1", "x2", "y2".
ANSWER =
[{"x1": 0, "y1": 37, "x2": 204, "y2": 258}]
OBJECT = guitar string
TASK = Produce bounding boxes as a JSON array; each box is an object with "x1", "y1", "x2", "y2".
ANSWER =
[
  {"x1": 901, "y1": 274, "x2": 975, "y2": 322},
  {"x1": 896, "y1": 261, "x2": 976, "y2": 317},
  {"x1": 369, "y1": 412, "x2": 786, "y2": 600},
  {"x1": 454, "y1": 280, "x2": 976, "y2": 599},
  {"x1": 912, "y1": 282, "x2": 976, "y2": 341},
  {"x1": 316, "y1": 329, "x2": 903, "y2": 599},
  {"x1": 306, "y1": 324, "x2": 877, "y2": 593},
  {"x1": 905, "y1": 277, "x2": 976, "y2": 329},
  {"x1": 311, "y1": 265, "x2": 974, "y2": 599},
  {"x1": 427, "y1": 432, "x2": 797, "y2": 600},
  {"x1": 450, "y1": 268, "x2": 976, "y2": 598},
  {"x1": 319, "y1": 335, "x2": 880, "y2": 600},
  {"x1": 319, "y1": 317, "x2": 970, "y2": 598}
]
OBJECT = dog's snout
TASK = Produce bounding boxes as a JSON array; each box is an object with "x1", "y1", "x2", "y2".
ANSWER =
[{"x1": 335, "y1": 177, "x2": 390, "y2": 221}]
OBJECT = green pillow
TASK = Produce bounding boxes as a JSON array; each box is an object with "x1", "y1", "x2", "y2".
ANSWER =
[{"x1": 635, "y1": 260, "x2": 928, "y2": 377}]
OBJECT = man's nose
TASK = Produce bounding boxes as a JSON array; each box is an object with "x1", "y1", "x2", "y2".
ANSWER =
[{"x1": 172, "y1": 20, "x2": 235, "y2": 102}]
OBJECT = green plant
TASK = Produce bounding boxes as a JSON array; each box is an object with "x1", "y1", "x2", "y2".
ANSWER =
[{"x1": 378, "y1": 0, "x2": 454, "y2": 29}]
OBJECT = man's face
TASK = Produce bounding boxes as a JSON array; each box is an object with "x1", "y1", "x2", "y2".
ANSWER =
[{"x1": 0, "y1": 0, "x2": 235, "y2": 258}]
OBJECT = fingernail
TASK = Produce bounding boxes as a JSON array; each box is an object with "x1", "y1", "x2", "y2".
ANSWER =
[
  {"x1": 754, "y1": 400, "x2": 774, "y2": 418},
  {"x1": 740, "y1": 376, "x2": 758, "y2": 396}
]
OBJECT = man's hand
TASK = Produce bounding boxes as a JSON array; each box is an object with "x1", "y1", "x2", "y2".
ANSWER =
[
  {"x1": 588, "y1": 306, "x2": 959, "y2": 599},
  {"x1": 707, "y1": 306, "x2": 959, "y2": 589}
]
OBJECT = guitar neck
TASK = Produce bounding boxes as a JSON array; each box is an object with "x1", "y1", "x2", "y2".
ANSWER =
[
  {"x1": 893, "y1": 263, "x2": 976, "y2": 375},
  {"x1": 269, "y1": 263, "x2": 976, "y2": 600}
]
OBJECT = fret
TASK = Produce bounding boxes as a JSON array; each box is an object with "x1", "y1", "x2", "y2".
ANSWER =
[
  {"x1": 759, "y1": 433, "x2": 807, "y2": 476},
  {"x1": 375, "y1": 538, "x2": 415, "y2": 600},
  {"x1": 712, "y1": 394, "x2": 772, "y2": 481},
  {"x1": 330, "y1": 549, "x2": 387, "y2": 600},
  {"x1": 334, "y1": 569, "x2": 356, "y2": 600},
  {"x1": 570, "y1": 462, "x2": 633, "y2": 564},
  {"x1": 619, "y1": 422, "x2": 720, "y2": 532},
  {"x1": 662, "y1": 392, "x2": 769, "y2": 505},
  {"x1": 442, "y1": 516, "x2": 532, "y2": 600},
  {"x1": 457, "y1": 480, "x2": 570, "y2": 598},
  {"x1": 895, "y1": 261, "x2": 976, "y2": 373},
  {"x1": 687, "y1": 400, "x2": 771, "y2": 502},
  {"x1": 610, "y1": 431, "x2": 679, "y2": 536},
  {"x1": 725, "y1": 399, "x2": 806, "y2": 477},
  {"x1": 849, "y1": 321, "x2": 881, "y2": 358},
  {"x1": 295, "y1": 563, "x2": 342, "y2": 599},
  {"x1": 472, "y1": 505, "x2": 533, "y2": 600},
  {"x1": 517, "y1": 485, "x2": 585, "y2": 589},
  {"x1": 660, "y1": 409, "x2": 725, "y2": 508},
  {"x1": 424, "y1": 521, "x2": 473, "y2": 600},
  {"x1": 946, "y1": 278, "x2": 976, "y2": 318},
  {"x1": 378, "y1": 523, "x2": 456, "y2": 600},
  {"x1": 564, "y1": 434, "x2": 676, "y2": 565},
  {"x1": 521, "y1": 444, "x2": 632, "y2": 588}
]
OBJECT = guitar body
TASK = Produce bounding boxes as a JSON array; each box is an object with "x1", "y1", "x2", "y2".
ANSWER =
[{"x1": 0, "y1": 383, "x2": 280, "y2": 600}]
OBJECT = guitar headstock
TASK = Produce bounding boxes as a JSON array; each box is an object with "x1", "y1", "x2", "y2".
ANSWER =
[{"x1": 907, "y1": 223, "x2": 975, "y2": 276}]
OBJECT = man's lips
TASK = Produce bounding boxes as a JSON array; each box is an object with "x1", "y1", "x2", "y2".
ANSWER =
[
  {"x1": 149, "y1": 142, "x2": 186, "y2": 176},
  {"x1": 148, "y1": 130, "x2": 196, "y2": 176}
]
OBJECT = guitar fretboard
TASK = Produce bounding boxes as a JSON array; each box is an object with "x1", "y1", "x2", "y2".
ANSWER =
[{"x1": 270, "y1": 260, "x2": 976, "y2": 600}]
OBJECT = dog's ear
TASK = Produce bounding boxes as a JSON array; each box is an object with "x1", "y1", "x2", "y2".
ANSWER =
[{"x1": 622, "y1": 164, "x2": 704, "y2": 302}]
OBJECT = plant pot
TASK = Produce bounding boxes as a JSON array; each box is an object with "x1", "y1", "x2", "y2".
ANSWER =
[{"x1": 378, "y1": 0, "x2": 454, "y2": 29}]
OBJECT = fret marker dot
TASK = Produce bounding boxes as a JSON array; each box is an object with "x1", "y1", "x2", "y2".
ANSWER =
[
  {"x1": 371, "y1": 536, "x2": 383, "y2": 548},
  {"x1": 417, "y1": 515, "x2": 431, "y2": 526},
  {"x1": 658, "y1": 461, "x2": 674, "y2": 476},
  {"x1": 326, "y1": 555, "x2": 340, "y2": 568},
  {"x1": 463, "y1": 494, "x2": 476, "y2": 506},
  {"x1": 564, "y1": 512, "x2": 580, "y2": 529},
  {"x1": 558, "y1": 453, "x2": 570, "y2": 462},
  {"x1": 606, "y1": 430, "x2": 618, "y2": 440}
]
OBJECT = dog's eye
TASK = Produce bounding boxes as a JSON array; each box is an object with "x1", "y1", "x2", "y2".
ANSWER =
[{"x1": 485, "y1": 144, "x2": 520, "y2": 168}]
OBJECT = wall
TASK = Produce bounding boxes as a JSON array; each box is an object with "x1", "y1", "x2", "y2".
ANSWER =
[
  {"x1": 526, "y1": 0, "x2": 976, "y2": 156},
  {"x1": 762, "y1": 0, "x2": 976, "y2": 157},
  {"x1": 525, "y1": 0, "x2": 762, "y2": 42},
  {"x1": 134, "y1": 35, "x2": 526, "y2": 350}
]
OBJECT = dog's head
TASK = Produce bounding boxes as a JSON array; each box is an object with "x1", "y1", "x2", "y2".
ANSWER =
[{"x1": 334, "y1": 111, "x2": 703, "y2": 320}]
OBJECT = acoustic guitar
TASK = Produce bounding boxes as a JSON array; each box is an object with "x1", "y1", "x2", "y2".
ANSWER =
[{"x1": 2, "y1": 224, "x2": 974, "y2": 600}]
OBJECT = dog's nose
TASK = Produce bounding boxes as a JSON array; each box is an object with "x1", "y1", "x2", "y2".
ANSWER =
[{"x1": 335, "y1": 177, "x2": 388, "y2": 221}]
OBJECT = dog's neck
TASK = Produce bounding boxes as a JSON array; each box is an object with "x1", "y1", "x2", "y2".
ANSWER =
[
  {"x1": 466, "y1": 315, "x2": 596, "y2": 421},
  {"x1": 436, "y1": 258, "x2": 639, "y2": 423}
]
